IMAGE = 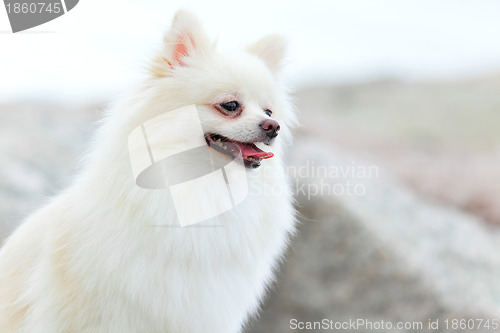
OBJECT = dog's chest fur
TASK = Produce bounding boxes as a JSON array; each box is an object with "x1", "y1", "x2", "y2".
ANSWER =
[{"x1": 23, "y1": 157, "x2": 295, "y2": 333}]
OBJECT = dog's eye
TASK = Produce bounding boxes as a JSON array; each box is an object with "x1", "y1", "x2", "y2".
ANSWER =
[
  {"x1": 264, "y1": 109, "x2": 272, "y2": 117},
  {"x1": 220, "y1": 101, "x2": 239, "y2": 112}
]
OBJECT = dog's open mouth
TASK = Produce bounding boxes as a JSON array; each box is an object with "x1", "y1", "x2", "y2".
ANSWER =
[{"x1": 205, "y1": 134, "x2": 274, "y2": 168}]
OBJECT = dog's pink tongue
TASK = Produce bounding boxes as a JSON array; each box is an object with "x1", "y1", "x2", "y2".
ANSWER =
[{"x1": 237, "y1": 142, "x2": 274, "y2": 159}]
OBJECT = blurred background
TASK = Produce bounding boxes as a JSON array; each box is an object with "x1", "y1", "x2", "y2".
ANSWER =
[{"x1": 1, "y1": 1, "x2": 500, "y2": 332}]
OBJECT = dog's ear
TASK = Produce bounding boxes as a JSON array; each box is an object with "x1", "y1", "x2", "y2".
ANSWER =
[
  {"x1": 248, "y1": 34, "x2": 287, "y2": 75},
  {"x1": 151, "y1": 10, "x2": 211, "y2": 77}
]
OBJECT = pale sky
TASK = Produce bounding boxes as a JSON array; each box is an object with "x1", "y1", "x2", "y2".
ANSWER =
[{"x1": 1, "y1": 0, "x2": 500, "y2": 102}]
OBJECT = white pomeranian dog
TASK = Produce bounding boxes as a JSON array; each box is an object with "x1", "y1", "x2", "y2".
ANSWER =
[{"x1": 0, "y1": 10, "x2": 297, "y2": 333}]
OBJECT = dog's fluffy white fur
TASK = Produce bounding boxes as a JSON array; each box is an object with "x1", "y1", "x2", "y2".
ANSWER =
[{"x1": 0, "y1": 10, "x2": 297, "y2": 333}]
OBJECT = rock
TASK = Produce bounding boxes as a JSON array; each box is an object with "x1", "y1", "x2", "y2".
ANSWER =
[{"x1": 247, "y1": 138, "x2": 500, "y2": 332}]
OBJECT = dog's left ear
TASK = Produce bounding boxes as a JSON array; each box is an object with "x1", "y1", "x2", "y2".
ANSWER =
[
  {"x1": 248, "y1": 34, "x2": 287, "y2": 75},
  {"x1": 151, "y1": 10, "x2": 212, "y2": 77}
]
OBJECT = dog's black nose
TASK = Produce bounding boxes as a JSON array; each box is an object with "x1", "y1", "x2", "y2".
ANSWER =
[{"x1": 260, "y1": 119, "x2": 280, "y2": 138}]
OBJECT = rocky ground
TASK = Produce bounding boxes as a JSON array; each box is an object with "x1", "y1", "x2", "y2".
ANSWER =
[
  {"x1": 0, "y1": 101, "x2": 103, "y2": 237},
  {"x1": 1, "y1": 76, "x2": 499, "y2": 332},
  {"x1": 294, "y1": 77, "x2": 500, "y2": 225},
  {"x1": 248, "y1": 138, "x2": 500, "y2": 332}
]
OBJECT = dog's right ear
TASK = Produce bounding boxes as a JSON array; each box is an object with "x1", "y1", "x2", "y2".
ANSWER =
[{"x1": 150, "y1": 10, "x2": 212, "y2": 78}]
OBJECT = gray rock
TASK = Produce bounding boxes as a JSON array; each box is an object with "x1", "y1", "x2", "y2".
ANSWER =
[{"x1": 247, "y1": 138, "x2": 500, "y2": 332}]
